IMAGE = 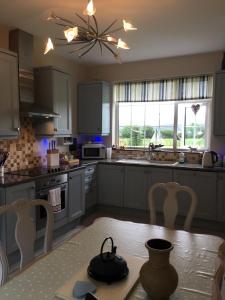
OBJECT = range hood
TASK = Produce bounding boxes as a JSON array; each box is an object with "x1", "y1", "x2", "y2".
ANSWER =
[
  {"x1": 9, "y1": 29, "x2": 60, "y2": 118},
  {"x1": 20, "y1": 102, "x2": 60, "y2": 118}
]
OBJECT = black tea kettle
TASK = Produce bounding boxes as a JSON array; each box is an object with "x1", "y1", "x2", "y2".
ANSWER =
[{"x1": 87, "y1": 237, "x2": 129, "y2": 284}]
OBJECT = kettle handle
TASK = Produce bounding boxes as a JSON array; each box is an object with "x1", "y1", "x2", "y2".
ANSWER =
[
  {"x1": 100, "y1": 237, "x2": 116, "y2": 261},
  {"x1": 211, "y1": 151, "x2": 218, "y2": 162}
]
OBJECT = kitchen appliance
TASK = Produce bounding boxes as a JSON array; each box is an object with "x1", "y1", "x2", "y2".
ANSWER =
[
  {"x1": 9, "y1": 167, "x2": 69, "y2": 232},
  {"x1": 202, "y1": 151, "x2": 218, "y2": 167},
  {"x1": 9, "y1": 29, "x2": 60, "y2": 118},
  {"x1": 58, "y1": 137, "x2": 74, "y2": 145},
  {"x1": 35, "y1": 173, "x2": 68, "y2": 232},
  {"x1": 87, "y1": 237, "x2": 129, "y2": 283},
  {"x1": 82, "y1": 144, "x2": 106, "y2": 160}
]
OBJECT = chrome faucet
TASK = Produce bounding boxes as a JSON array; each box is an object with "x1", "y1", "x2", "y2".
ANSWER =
[{"x1": 148, "y1": 143, "x2": 164, "y2": 160}]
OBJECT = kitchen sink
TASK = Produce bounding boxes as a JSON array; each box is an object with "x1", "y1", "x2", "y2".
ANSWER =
[{"x1": 116, "y1": 159, "x2": 179, "y2": 166}]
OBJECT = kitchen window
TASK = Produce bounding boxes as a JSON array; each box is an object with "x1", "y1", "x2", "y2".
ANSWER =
[{"x1": 114, "y1": 75, "x2": 213, "y2": 150}]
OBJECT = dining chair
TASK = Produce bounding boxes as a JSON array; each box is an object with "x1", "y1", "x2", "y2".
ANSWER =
[
  {"x1": 0, "y1": 199, "x2": 53, "y2": 285},
  {"x1": 148, "y1": 181, "x2": 197, "y2": 231},
  {"x1": 212, "y1": 241, "x2": 225, "y2": 300}
]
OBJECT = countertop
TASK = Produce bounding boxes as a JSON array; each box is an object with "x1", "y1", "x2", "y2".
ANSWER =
[
  {"x1": 0, "y1": 160, "x2": 98, "y2": 187},
  {"x1": 0, "y1": 158, "x2": 224, "y2": 187}
]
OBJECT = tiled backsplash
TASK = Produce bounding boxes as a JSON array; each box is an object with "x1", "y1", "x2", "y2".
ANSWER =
[
  {"x1": 112, "y1": 149, "x2": 202, "y2": 164},
  {"x1": 0, "y1": 118, "x2": 46, "y2": 172}
]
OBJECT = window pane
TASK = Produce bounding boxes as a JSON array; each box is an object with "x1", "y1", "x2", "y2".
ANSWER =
[
  {"x1": 118, "y1": 102, "x2": 175, "y2": 148},
  {"x1": 145, "y1": 102, "x2": 174, "y2": 148},
  {"x1": 177, "y1": 102, "x2": 208, "y2": 149}
]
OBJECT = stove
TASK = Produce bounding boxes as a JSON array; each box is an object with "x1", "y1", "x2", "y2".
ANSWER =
[{"x1": 8, "y1": 166, "x2": 71, "y2": 177}]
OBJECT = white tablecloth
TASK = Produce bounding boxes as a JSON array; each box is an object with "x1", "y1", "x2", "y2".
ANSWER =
[{"x1": 0, "y1": 217, "x2": 223, "y2": 300}]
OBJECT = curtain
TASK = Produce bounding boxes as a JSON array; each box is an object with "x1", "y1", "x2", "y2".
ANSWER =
[{"x1": 114, "y1": 75, "x2": 213, "y2": 102}]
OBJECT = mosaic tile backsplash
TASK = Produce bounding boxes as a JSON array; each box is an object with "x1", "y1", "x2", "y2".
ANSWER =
[
  {"x1": 112, "y1": 149, "x2": 202, "y2": 164},
  {"x1": 0, "y1": 118, "x2": 45, "y2": 172}
]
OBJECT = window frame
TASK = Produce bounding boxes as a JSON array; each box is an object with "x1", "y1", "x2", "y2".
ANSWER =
[{"x1": 114, "y1": 97, "x2": 212, "y2": 151}]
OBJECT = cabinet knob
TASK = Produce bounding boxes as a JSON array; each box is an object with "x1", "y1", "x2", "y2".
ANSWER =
[{"x1": 54, "y1": 128, "x2": 58, "y2": 132}]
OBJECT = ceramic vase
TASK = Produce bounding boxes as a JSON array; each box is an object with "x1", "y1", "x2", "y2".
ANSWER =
[{"x1": 140, "y1": 239, "x2": 178, "y2": 300}]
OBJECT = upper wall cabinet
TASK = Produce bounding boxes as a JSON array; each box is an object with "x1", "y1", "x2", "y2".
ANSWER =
[
  {"x1": 34, "y1": 67, "x2": 72, "y2": 136},
  {"x1": 0, "y1": 49, "x2": 20, "y2": 138},
  {"x1": 78, "y1": 81, "x2": 110, "y2": 135},
  {"x1": 214, "y1": 71, "x2": 225, "y2": 135}
]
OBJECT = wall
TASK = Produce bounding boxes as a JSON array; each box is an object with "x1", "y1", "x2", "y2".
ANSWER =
[{"x1": 84, "y1": 51, "x2": 225, "y2": 155}]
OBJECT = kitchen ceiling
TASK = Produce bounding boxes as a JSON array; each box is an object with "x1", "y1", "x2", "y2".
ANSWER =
[{"x1": 0, "y1": 0, "x2": 225, "y2": 65}]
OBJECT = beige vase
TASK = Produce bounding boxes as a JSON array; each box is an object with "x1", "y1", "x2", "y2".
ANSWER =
[{"x1": 140, "y1": 239, "x2": 178, "y2": 300}]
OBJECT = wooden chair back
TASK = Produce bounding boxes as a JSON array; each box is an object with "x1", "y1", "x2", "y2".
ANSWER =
[
  {"x1": 0, "y1": 199, "x2": 53, "y2": 285},
  {"x1": 148, "y1": 181, "x2": 197, "y2": 231}
]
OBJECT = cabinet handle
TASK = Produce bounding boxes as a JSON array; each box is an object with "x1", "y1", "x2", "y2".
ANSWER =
[{"x1": 14, "y1": 127, "x2": 20, "y2": 131}]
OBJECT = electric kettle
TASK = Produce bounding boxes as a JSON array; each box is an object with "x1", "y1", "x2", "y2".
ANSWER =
[
  {"x1": 202, "y1": 151, "x2": 218, "y2": 167},
  {"x1": 87, "y1": 237, "x2": 129, "y2": 283}
]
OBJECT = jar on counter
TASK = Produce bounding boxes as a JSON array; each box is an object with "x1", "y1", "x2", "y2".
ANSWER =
[{"x1": 179, "y1": 152, "x2": 185, "y2": 164}]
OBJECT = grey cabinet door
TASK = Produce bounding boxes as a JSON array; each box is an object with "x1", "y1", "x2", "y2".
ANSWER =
[
  {"x1": 214, "y1": 72, "x2": 225, "y2": 135},
  {"x1": 98, "y1": 164, "x2": 124, "y2": 207},
  {"x1": 5, "y1": 181, "x2": 35, "y2": 254},
  {"x1": 124, "y1": 166, "x2": 148, "y2": 210},
  {"x1": 146, "y1": 167, "x2": 173, "y2": 213},
  {"x1": 0, "y1": 50, "x2": 19, "y2": 137},
  {"x1": 52, "y1": 70, "x2": 72, "y2": 135},
  {"x1": 217, "y1": 173, "x2": 225, "y2": 221},
  {"x1": 78, "y1": 82, "x2": 110, "y2": 135},
  {"x1": 173, "y1": 170, "x2": 217, "y2": 220},
  {"x1": 68, "y1": 169, "x2": 85, "y2": 221}
]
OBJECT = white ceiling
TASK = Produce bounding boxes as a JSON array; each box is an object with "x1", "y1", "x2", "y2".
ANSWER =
[{"x1": 0, "y1": 0, "x2": 225, "y2": 65}]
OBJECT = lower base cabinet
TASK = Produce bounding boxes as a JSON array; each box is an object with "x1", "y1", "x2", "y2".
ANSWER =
[
  {"x1": 98, "y1": 164, "x2": 124, "y2": 207},
  {"x1": 68, "y1": 169, "x2": 85, "y2": 221},
  {"x1": 0, "y1": 182, "x2": 35, "y2": 254},
  {"x1": 173, "y1": 170, "x2": 217, "y2": 221}
]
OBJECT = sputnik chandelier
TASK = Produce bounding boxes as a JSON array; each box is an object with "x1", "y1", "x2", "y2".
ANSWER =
[{"x1": 44, "y1": 0, "x2": 137, "y2": 61}]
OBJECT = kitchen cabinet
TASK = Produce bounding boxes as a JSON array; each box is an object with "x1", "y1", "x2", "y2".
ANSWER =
[
  {"x1": 214, "y1": 71, "x2": 225, "y2": 135},
  {"x1": 78, "y1": 82, "x2": 110, "y2": 135},
  {"x1": 173, "y1": 170, "x2": 217, "y2": 221},
  {"x1": 124, "y1": 166, "x2": 148, "y2": 210},
  {"x1": 5, "y1": 181, "x2": 35, "y2": 254},
  {"x1": 84, "y1": 164, "x2": 97, "y2": 210},
  {"x1": 217, "y1": 173, "x2": 225, "y2": 221},
  {"x1": 34, "y1": 67, "x2": 72, "y2": 136},
  {"x1": 0, "y1": 49, "x2": 20, "y2": 138},
  {"x1": 124, "y1": 166, "x2": 172, "y2": 211},
  {"x1": 146, "y1": 167, "x2": 173, "y2": 213},
  {"x1": 68, "y1": 169, "x2": 85, "y2": 221},
  {"x1": 98, "y1": 164, "x2": 124, "y2": 207}
]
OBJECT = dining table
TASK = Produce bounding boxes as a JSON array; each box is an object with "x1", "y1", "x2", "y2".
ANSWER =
[{"x1": 0, "y1": 217, "x2": 223, "y2": 300}]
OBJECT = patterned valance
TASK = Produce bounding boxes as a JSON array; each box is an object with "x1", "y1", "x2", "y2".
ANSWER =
[{"x1": 114, "y1": 75, "x2": 213, "y2": 102}]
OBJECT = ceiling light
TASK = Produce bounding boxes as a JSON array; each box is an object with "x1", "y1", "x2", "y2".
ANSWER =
[
  {"x1": 44, "y1": 0, "x2": 137, "y2": 61},
  {"x1": 44, "y1": 37, "x2": 54, "y2": 55}
]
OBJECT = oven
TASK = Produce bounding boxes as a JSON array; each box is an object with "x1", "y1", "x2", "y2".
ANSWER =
[{"x1": 35, "y1": 173, "x2": 68, "y2": 231}]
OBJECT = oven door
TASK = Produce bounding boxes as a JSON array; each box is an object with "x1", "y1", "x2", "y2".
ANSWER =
[{"x1": 36, "y1": 183, "x2": 68, "y2": 231}]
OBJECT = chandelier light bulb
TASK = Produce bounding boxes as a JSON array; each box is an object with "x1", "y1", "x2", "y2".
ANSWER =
[
  {"x1": 123, "y1": 20, "x2": 137, "y2": 32},
  {"x1": 106, "y1": 36, "x2": 118, "y2": 43},
  {"x1": 83, "y1": 0, "x2": 96, "y2": 16},
  {"x1": 64, "y1": 27, "x2": 78, "y2": 42},
  {"x1": 44, "y1": 38, "x2": 54, "y2": 54},
  {"x1": 117, "y1": 38, "x2": 130, "y2": 49}
]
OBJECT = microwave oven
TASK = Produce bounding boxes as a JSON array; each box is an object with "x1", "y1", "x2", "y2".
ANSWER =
[{"x1": 82, "y1": 143, "x2": 106, "y2": 159}]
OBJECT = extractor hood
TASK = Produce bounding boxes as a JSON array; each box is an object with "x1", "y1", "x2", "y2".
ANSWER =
[
  {"x1": 20, "y1": 102, "x2": 60, "y2": 118},
  {"x1": 9, "y1": 29, "x2": 60, "y2": 118}
]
